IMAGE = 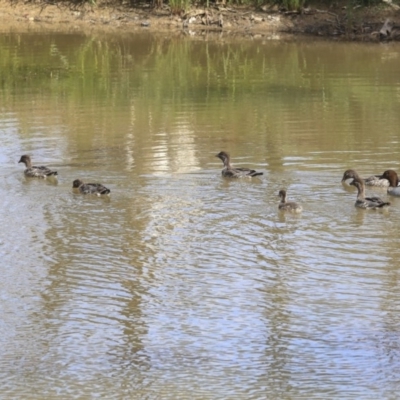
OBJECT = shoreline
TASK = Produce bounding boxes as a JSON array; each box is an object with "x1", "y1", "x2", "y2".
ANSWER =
[{"x1": 0, "y1": 0, "x2": 398, "y2": 41}]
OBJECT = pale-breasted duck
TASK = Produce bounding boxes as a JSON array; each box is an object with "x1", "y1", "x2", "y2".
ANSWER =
[
  {"x1": 278, "y1": 189, "x2": 302, "y2": 213},
  {"x1": 216, "y1": 151, "x2": 263, "y2": 178},
  {"x1": 350, "y1": 178, "x2": 390, "y2": 209},
  {"x1": 341, "y1": 169, "x2": 389, "y2": 187},
  {"x1": 18, "y1": 155, "x2": 58, "y2": 178},
  {"x1": 72, "y1": 179, "x2": 110, "y2": 196},
  {"x1": 381, "y1": 170, "x2": 400, "y2": 196}
]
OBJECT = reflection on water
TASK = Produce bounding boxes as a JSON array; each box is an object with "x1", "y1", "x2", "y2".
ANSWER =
[{"x1": 1, "y1": 31, "x2": 400, "y2": 398}]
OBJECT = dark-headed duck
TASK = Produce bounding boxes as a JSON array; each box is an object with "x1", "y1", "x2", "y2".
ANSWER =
[
  {"x1": 278, "y1": 189, "x2": 302, "y2": 213},
  {"x1": 18, "y1": 155, "x2": 58, "y2": 178},
  {"x1": 72, "y1": 179, "x2": 110, "y2": 196},
  {"x1": 216, "y1": 151, "x2": 263, "y2": 178},
  {"x1": 341, "y1": 169, "x2": 388, "y2": 187},
  {"x1": 381, "y1": 170, "x2": 400, "y2": 196},
  {"x1": 350, "y1": 178, "x2": 390, "y2": 209}
]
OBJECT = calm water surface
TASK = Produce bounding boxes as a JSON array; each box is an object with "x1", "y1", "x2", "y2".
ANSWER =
[{"x1": 1, "y1": 31, "x2": 400, "y2": 398}]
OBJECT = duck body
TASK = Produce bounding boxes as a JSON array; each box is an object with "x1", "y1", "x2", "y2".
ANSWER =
[
  {"x1": 216, "y1": 151, "x2": 263, "y2": 178},
  {"x1": 350, "y1": 178, "x2": 390, "y2": 209},
  {"x1": 364, "y1": 175, "x2": 390, "y2": 187},
  {"x1": 18, "y1": 155, "x2": 58, "y2": 178},
  {"x1": 381, "y1": 170, "x2": 400, "y2": 196},
  {"x1": 341, "y1": 169, "x2": 388, "y2": 187},
  {"x1": 278, "y1": 189, "x2": 302, "y2": 213},
  {"x1": 73, "y1": 179, "x2": 110, "y2": 196}
]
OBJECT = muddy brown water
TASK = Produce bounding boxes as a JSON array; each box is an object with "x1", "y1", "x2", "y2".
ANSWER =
[{"x1": 1, "y1": 31, "x2": 400, "y2": 398}]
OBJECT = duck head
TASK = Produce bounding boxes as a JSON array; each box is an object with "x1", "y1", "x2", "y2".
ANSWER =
[
  {"x1": 216, "y1": 151, "x2": 230, "y2": 166},
  {"x1": 381, "y1": 170, "x2": 399, "y2": 187},
  {"x1": 350, "y1": 179, "x2": 366, "y2": 196},
  {"x1": 18, "y1": 155, "x2": 32, "y2": 167},
  {"x1": 350, "y1": 179, "x2": 362, "y2": 189},
  {"x1": 72, "y1": 179, "x2": 84, "y2": 188},
  {"x1": 278, "y1": 189, "x2": 287, "y2": 201},
  {"x1": 342, "y1": 169, "x2": 359, "y2": 182}
]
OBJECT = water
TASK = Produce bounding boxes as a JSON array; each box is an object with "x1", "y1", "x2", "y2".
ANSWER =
[{"x1": 1, "y1": 31, "x2": 400, "y2": 398}]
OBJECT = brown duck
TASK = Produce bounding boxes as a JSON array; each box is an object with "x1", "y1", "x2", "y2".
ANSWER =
[
  {"x1": 216, "y1": 151, "x2": 263, "y2": 178},
  {"x1": 72, "y1": 179, "x2": 110, "y2": 196},
  {"x1": 18, "y1": 155, "x2": 58, "y2": 178}
]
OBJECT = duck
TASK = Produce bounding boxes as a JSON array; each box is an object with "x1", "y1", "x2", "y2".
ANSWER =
[
  {"x1": 350, "y1": 178, "x2": 390, "y2": 209},
  {"x1": 381, "y1": 170, "x2": 400, "y2": 196},
  {"x1": 18, "y1": 155, "x2": 58, "y2": 178},
  {"x1": 72, "y1": 179, "x2": 110, "y2": 196},
  {"x1": 341, "y1": 169, "x2": 389, "y2": 187},
  {"x1": 216, "y1": 151, "x2": 263, "y2": 178},
  {"x1": 278, "y1": 189, "x2": 302, "y2": 213}
]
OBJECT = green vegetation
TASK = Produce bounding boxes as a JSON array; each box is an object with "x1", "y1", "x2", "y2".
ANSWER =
[
  {"x1": 169, "y1": 0, "x2": 192, "y2": 14},
  {"x1": 281, "y1": 0, "x2": 305, "y2": 10}
]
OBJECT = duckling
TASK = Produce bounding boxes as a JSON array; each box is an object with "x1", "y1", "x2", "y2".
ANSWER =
[
  {"x1": 216, "y1": 151, "x2": 263, "y2": 178},
  {"x1": 381, "y1": 170, "x2": 400, "y2": 196},
  {"x1": 350, "y1": 179, "x2": 390, "y2": 209},
  {"x1": 278, "y1": 189, "x2": 302, "y2": 213},
  {"x1": 18, "y1": 155, "x2": 58, "y2": 178},
  {"x1": 72, "y1": 179, "x2": 110, "y2": 196},
  {"x1": 341, "y1": 169, "x2": 388, "y2": 187}
]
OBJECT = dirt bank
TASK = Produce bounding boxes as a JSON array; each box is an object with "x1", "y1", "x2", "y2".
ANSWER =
[{"x1": 0, "y1": 0, "x2": 399, "y2": 40}]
